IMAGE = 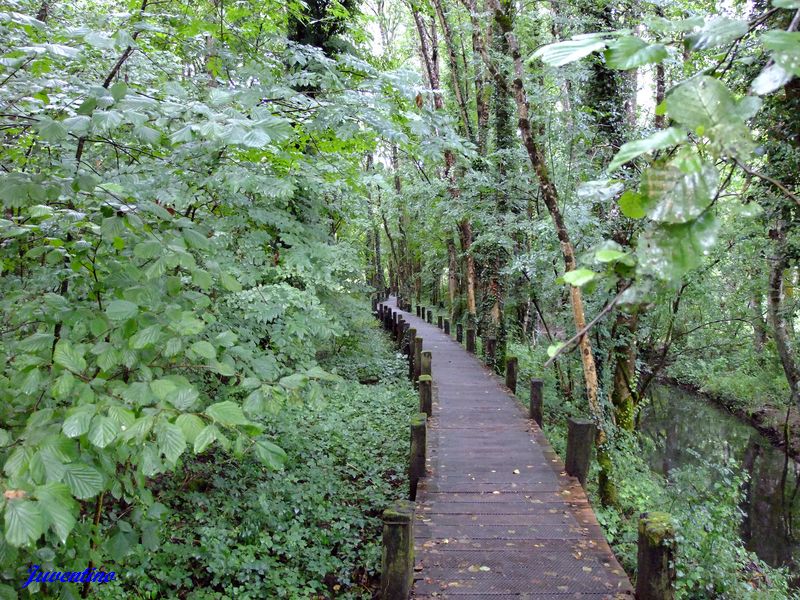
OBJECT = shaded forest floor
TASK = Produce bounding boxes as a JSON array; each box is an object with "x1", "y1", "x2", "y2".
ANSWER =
[{"x1": 93, "y1": 309, "x2": 415, "y2": 599}]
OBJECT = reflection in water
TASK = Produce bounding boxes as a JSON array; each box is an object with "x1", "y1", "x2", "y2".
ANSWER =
[{"x1": 640, "y1": 385, "x2": 799, "y2": 572}]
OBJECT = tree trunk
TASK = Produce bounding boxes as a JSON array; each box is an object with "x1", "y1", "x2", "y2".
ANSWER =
[{"x1": 768, "y1": 244, "x2": 800, "y2": 411}]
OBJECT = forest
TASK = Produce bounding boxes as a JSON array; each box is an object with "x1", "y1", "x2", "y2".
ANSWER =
[{"x1": 0, "y1": 0, "x2": 799, "y2": 597}]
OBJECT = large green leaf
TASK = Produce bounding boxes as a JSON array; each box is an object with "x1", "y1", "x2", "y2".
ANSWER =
[
  {"x1": 751, "y1": 62, "x2": 793, "y2": 95},
  {"x1": 62, "y1": 463, "x2": 104, "y2": 499},
  {"x1": 665, "y1": 76, "x2": 736, "y2": 132},
  {"x1": 562, "y1": 269, "x2": 598, "y2": 287},
  {"x1": 686, "y1": 17, "x2": 748, "y2": 50},
  {"x1": 53, "y1": 340, "x2": 86, "y2": 373},
  {"x1": 175, "y1": 414, "x2": 205, "y2": 444},
  {"x1": 640, "y1": 156, "x2": 718, "y2": 224},
  {"x1": 609, "y1": 127, "x2": 686, "y2": 172},
  {"x1": 88, "y1": 416, "x2": 118, "y2": 449},
  {"x1": 3, "y1": 498, "x2": 43, "y2": 547},
  {"x1": 36, "y1": 483, "x2": 77, "y2": 544},
  {"x1": 193, "y1": 424, "x2": 219, "y2": 453},
  {"x1": 157, "y1": 423, "x2": 186, "y2": 464},
  {"x1": 532, "y1": 36, "x2": 608, "y2": 67},
  {"x1": 253, "y1": 440, "x2": 287, "y2": 470},
  {"x1": 106, "y1": 300, "x2": 138, "y2": 321},
  {"x1": 205, "y1": 401, "x2": 249, "y2": 427},
  {"x1": 637, "y1": 212, "x2": 719, "y2": 280},
  {"x1": 62, "y1": 405, "x2": 96, "y2": 438},
  {"x1": 604, "y1": 37, "x2": 667, "y2": 70},
  {"x1": 761, "y1": 31, "x2": 800, "y2": 76}
]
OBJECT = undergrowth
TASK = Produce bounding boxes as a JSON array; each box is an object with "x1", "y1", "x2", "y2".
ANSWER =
[{"x1": 90, "y1": 307, "x2": 415, "y2": 599}]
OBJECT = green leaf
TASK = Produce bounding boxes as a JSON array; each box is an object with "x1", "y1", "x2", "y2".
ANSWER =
[
  {"x1": 36, "y1": 118, "x2": 67, "y2": 142},
  {"x1": 165, "y1": 385, "x2": 199, "y2": 411},
  {"x1": 665, "y1": 76, "x2": 736, "y2": 132},
  {"x1": 106, "y1": 300, "x2": 138, "y2": 321},
  {"x1": 4, "y1": 498, "x2": 43, "y2": 547},
  {"x1": 608, "y1": 127, "x2": 686, "y2": 173},
  {"x1": 637, "y1": 212, "x2": 719, "y2": 281},
  {"x1": 62, "y1": 463, "x2": 103, "y2": 499},
  {"x1": 193, "y1": 424, "x2": 219, "y2": 453},
  {"x1": 686, "y1": 17, "x2": 748, "y2": 50},
  {"x1": 604, "y1": 37, "x2": 667, "y2": 70},
  {"x1": 532, "y1": 37, "x2": 608, "y2": 67},
  {"x1": 62, "y1": 405, "x2": 95, "y2": 438},
  {"x1": 36, "y1": 483, "x2": 77, "y2": 544},
  {"x1": 220, "y1": 272, "x2": 242, "y2": 292},
  {"x1": 619, "y1": 191, "x2": 647, "y2": 219},
  {"x1": 596, "y1": 249, "x2": 628, "y2": 262},
  {"x1": 175, "y1": 414, "x2": 205, "y2": 444},
  {"x1": 562, "y1": 268, "x2": 597, "y2": 287},
  {"x1": 190, "y1": 340, "x2": 216, "y2": 360},
  {"x1": 253, "y1": 440, "x2": 287, "y2": 470},
  {"x1": 53, "y1": 340, "x2": 86, "y2": 373},
  {"x1": 85, "y1": 31, "x2": 116, "y2": 49},
  {"x1": 183, "y1": 227, "x2": 210, "y2": 249},
  {"x1": 87, "y1": 416, "x2": 118, "y2": 449},
  {"x1": 110, "y1": 81, "x2": 128, "y2": 102},
  {"x1": 157, "y1": 423, "x2": 186, "y2": 464},
  {"x1": 546, "y1": 342, "x2": 565, "y2": 358},
  {"x1": 761, "y1": 30, "x2": 800, "y2": 76},
  {"x1": 130, "y1": 324, "x2": 162, "y2": 349},
  {"x1": 640, "y1": 156, "x2": 718, "y2": 224},
  {"x1": 751, "y1": 62, "x2": 792, "y2": 95},
  {"x1": 205, "y1": 401, "x2": 249, "y2": 427}
]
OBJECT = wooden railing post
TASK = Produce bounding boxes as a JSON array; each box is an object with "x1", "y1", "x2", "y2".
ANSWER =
[
  {"x1": 485, "y1": 337, "x2": 496, "y2": 367},
  {"x1": 426, "y1": 308, "x2": 432, "y2": 324},
  {"x1": 409, "y1": 412, "x2": 427, "y2": 500},
  {"x1": 466, "y1": 328, "x2": 476, "y2": 353},
  {"x1": 420, "y1": 350, "x2": 432, "y2": 379},
  {"x1": 444, "y1": 319, "x2": 450, "y2": 335},
  {"x1": 636, "y1": 512, "x2": 676, "y2": 600},
  {"x1": 418, "y1": 374, "x2": 432, "y2": 417},
  {"x1": 381, "y1": 500, "x2": 414, "y2": 600},
  {"x1": 529, "y1": 379, "x2": 543, "y2": 427},
  {"x1": 413, "y1": 337, "x2": 423, "y2": 384},
  {"x1": 437, "y1": 315, "x2": 443, "y2": 329},
  {"x1": 565, "y1": 417, "x2": 595, "y2": 487},
  {"x1": 416, "y1": 305, "x2": 421, "y2": 317},
  {"x1": 505, "y1": 356, "x2": 518, "y2": 394},
  {"x1": 456, "y1": 323, "x2": 463, "y2": 343}
]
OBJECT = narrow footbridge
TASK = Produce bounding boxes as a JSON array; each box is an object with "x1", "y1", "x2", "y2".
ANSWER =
[{"x1": 377, "y1": 296, "x2": 634, "y2": 600}]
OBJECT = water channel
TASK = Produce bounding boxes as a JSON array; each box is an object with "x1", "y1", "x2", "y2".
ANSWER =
[{"x1": 640, "y1": 385, "x2": 799, "y2": 573}]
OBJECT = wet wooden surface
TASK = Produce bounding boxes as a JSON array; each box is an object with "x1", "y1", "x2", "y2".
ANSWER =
[{"x1": 382, "y1": 297, "x2": 634, "y2": 599}]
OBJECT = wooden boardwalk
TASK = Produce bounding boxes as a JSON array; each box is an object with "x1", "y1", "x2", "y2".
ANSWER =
[{"x1": 384, "y1": 297, "x2": 634, "y2": 599}]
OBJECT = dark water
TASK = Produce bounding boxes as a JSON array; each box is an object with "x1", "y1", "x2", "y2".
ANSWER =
[{"x1": 640, "y1": 385, "x2": 800, "y2": 571}]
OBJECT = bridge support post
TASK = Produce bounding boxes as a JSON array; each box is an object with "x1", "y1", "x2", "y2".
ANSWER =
[
  {"x1": 437, "y1": 315, "x2": 443, "y2": 329},
  {"x1": 380, "y1": 500, "x2": 414, "y2": 600},
  {"x1": 409, "y1": 413, "x2": 427, "y2": 500},
  {"x1": 505, "y1": 356, "x2": 518, "y2": 394},
  {"x1": 419, "y1": 375, "x2": 432, "y2": 417},
  {"x1": 565, "y1": 418, "x2": 595, "y2": 487},
  {"x1": 529, "y1": 379, "x2": 543, "y2": 427},
  {"x1": 636, "y1": 512, "x2": 676, "y2": 600},
  {"x1": 466, "y1": 329, "x2": 476, "y2": 353},
  {"x1": 426, "y1": 308, "x2": 432, "y2": 324},
  {"x1": 444, "y1": 319, "x2": 450, "y2": 335},
  {"x1": 456, "y1": 323, "x2": 463, "y2": 343},
  {"x1": 416, "y1": 305, "x2": 421, "y2": 317}
]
